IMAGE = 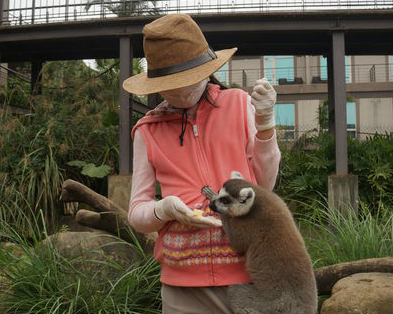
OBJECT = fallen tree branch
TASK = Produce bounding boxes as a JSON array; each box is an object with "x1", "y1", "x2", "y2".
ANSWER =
[
  {"x1": 60, "y1": 179, "x2": 154, "y2": 252},
  {"x1": 61, "y1": 180, "x2": 393, "y2": 290},
  {"x1": 61, "y1": 179, "x2": 127, "y2": 217},
  {"x1": 314, "y1": 256, "x2": 393, "y2": 295}
]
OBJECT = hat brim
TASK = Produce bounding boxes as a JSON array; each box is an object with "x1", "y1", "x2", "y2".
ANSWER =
[{"x1": 122, "y1": 47, "x2": 237, "y2": 95}]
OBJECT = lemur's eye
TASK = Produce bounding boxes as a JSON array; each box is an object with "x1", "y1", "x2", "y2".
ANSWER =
[{"x1": 220, "y1": 197, "x2": 231, "y2": 205}]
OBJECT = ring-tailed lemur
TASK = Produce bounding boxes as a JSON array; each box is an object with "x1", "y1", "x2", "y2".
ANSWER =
[{"x1": 201, "y1": 172, "x2": 317, "y2": 314}]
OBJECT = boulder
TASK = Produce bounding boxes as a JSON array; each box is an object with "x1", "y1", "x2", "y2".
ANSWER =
[
  {"x1": 39, "y1": 231, "x2": 141, "y2": 279},
  {"x1": 321, "y1": 272, "x2": 393, "y2": 314}
]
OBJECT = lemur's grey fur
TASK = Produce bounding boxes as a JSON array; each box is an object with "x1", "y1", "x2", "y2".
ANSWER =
[{"x1": 203, "y1": 172, "x2": 318, "y2": 314}]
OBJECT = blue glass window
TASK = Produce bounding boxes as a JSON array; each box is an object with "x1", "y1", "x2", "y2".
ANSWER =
[
  {"x1": 214, "y1": 63, "x2": 228, "y2": 84},
  {"x1": 275, "y1": 103, "x2": 295, "y2": 126},
  {"x1": 275, "y1": 103, "x2": 295, "y2": 140},
  {"x1": 347, "y1": 101, "x2": 356, "y2": 138},
  {"x1": 345, "y1": 57, "x2": 351, "y2": 83},
  {"x1": 275, "y1": 56, "x2": 294, "y2": 82},
  {"x1": 320, "y1": 56, "x2": 350, "y2": 83},
  {"x1": 347, "y1": 102, "x2": 356, "y2": 129},
  {"x1": 321, "y1": 57, "x2": 327, "y2": 81},
  {"x1": 264, "y1": 57, "x2": 274, "y2": 85},
  {"x1": 264, "y1": 56, "x2": 294, "y2": 85}
]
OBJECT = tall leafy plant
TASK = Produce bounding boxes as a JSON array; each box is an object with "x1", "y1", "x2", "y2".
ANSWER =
[
  {"x1": 348, "y1": 133, "x2": 393, "y2": 214},
  {"x1": 276, "y1": 132, "x2": 335, "y2": 214},
  {"x1": 0, "y1": 206, "x2": 162, "y2": 313},
  {"x1": 0, "y1": 61, "x2": 119, "y2": 235},
  {"x1": 276, "y1": 132, "x2": 393, "y2": 216}
]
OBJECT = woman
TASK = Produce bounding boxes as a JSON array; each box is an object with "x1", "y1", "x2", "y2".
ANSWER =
[{"x1": 123, "y1": 13, "x2": 281, "y2": 314}]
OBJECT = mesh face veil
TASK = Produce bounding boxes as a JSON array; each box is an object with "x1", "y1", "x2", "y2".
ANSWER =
[{"x1": 160, "y1": 79, "x2": 209, "y2": 109}]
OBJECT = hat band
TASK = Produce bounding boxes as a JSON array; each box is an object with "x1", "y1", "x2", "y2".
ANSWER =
[{"x1": 147, "y1": 47, "x2": 217, "y2": 78}]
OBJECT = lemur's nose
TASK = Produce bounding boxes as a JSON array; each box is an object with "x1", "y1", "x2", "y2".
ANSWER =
[
  {"x1": 201, "y1": 186, "x2": 219, "y2": 212},
  {"x1": 209, "y1": 201, "x2": 218, "y2": 212}
]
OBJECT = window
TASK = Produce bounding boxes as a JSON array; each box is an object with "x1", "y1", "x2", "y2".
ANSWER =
[
  {"x1": 214, "y1": 63, "x2": 228, "y2": 85},
  {"x1": 346, "y1": 57, "x2": 351, "y2": 83},
  {"x1": 319, "y1": 101, "x2": 356, "y2": 136},
  {"x1": 264, "y1": 56, "x2": 294, "y2": 85},
  {"x1": 347, "y1": 101, "x2": 356, "y2": 138},
  {"x1": 275, "y1": 103, "x2": 295, "y2": 140},
  {"x1": 320, "y1": 56, "x2": 351, "y2": 83},
  {"x1": 390, "y1": 56, "x2": 393, "y2": 81}
]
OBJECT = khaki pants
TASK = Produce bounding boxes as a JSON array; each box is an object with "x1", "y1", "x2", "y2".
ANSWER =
[{"x1": 161, "y1": 284, "x2": 234, "y2": 314}]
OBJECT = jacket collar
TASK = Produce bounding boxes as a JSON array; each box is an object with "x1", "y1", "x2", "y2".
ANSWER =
[{"x1": 131, "y1": 83, "x2": 221, "y2": 138}]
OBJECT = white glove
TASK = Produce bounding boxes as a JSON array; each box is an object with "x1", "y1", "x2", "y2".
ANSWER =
[
  {"x1": 251, "y1": 78, "x2": 277, "y2": 131},
  {"x1": 155, "y1": 196, "x2": 222, "y2": 228}
]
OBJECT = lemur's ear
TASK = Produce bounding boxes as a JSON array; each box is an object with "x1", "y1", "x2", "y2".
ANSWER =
[
  {"x1": 231, "y1": 171, "x2": 243, "y2": 179},
  {"x1": 239, "y1": 187, "x2": 255, "y2": 203}
]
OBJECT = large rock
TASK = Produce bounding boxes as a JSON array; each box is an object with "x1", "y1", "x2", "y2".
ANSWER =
[
  {"x1": 40, "y1": 231, "x2": 140, "y2": 278},
  {"x1": 321, "y1": 272, "x2": 393, "y2": 314}
]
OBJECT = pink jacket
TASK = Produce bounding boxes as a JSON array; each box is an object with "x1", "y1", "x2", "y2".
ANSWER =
[{"x1": 129, "y1": 84, "x2": 281, "y2": 287}]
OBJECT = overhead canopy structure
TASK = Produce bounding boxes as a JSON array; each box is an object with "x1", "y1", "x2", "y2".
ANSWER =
[
  {"x1": 1, "y1": 10, "x2": 393, "y2": 61},
  {"x1": 1, "y1": 10, "x2": 393, "y2": 174}
]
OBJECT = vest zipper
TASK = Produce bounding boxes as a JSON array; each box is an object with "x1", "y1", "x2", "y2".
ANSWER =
[
  {"x1": 192, "y1": 124, "x2": 198, "y2": 137},
  {"x1": 191, "y1": 121, "x2": 210, "y2": 186},
  {"x1": 191, "y1": 114, "x2": 215, "y2": 285}
]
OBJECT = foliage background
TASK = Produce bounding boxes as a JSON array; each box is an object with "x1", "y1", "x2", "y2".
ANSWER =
[
  {"x1": 275, "y1": 106, "x2": 393, "y2": 217},
  {"x1": 1, "y1": 59, "x2": 393, "y2": 314},
  {"x1": 0, "y1": 60, "x2": 143, "y2": 236}
]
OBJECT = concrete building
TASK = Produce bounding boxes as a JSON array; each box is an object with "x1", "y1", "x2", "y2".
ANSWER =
[{"x1": 216, "y1": 55, "x2": 393, "y2": 141}]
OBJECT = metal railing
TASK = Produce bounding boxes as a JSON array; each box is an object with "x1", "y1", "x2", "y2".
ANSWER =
[
  {"x1": 277, "y1": 124, "x2": 393, "y2": 141},
  {"x1": 218, "y1": 63, "x2": 393, "y2": 87},
  {"x1": 1, "y1": 0, "x2": 393, "y2": 26}
]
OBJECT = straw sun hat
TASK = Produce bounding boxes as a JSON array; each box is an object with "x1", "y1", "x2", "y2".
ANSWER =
[{"x1": 122, "y1": 14, "x2": 237, "y2": 95}]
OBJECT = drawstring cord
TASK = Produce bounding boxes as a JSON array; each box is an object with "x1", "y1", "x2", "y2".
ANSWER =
[{"x1": 179, "y1": 109, "x2": 188, "y2": 146}]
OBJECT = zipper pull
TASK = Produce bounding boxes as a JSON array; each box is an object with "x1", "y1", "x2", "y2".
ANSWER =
[{"x1": 193, "y1": 124, "x2": 199, "y2": 137}]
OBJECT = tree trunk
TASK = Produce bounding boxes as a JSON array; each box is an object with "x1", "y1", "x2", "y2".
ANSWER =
[
  {"x1": 60, "y1": 179, "x2": 154, "y2": 252},
  {"x1": 314, "y1": 257, "x2": 393, "y2": 294},
  {"x1": 61, "y1": 180, "x2": 393, "y2": 291}
]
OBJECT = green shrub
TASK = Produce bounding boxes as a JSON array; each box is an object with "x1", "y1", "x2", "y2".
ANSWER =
[
  {"x1": 299, "y1": 200, "x2": 393, "y2": 269},
  {"x1": 348, "y1": 133, "x2": 393, "y2": 214},
  {"x1": 0, "y1": 61, "x2": 121, "y2": 235},
  {"x1": 276, "y1": 132, "x2": 393, "y2": 216},
  {"x1": 276, "y1": 132, "x2": 335, "y2": 214},
  {"x1": 0, "y1": 206, "x2": 161, "y2": 314}
]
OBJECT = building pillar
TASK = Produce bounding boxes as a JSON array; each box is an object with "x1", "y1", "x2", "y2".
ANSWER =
[
  {"x1": 327, "y1": 53, "x2": 335, "y2": 135},
  {"x1": 109, "y1": 37, "x2": 134, "y2": 210},
  {"x1": 31, "y1": 60, "x2": 43, "y2": 95},
  {"x1": 327, "y1": 31, "x2": 358, "y2": 215},
  {"x1": 305, "y1": 55, "x2": 311, "y2": 84},
  {"x1": 328, "y1": 174, "x2": 358, "y2": 215},
  {"x1": 331, "y1": 31, "x2": 348, "y2": 175},
  {"x1": 108, "y1": 174, "x2": 133, "y2": 212},
  {"x1": 0, "y1": 0, "x2": 4, "y2": 25},
  {"x1": 119, "y1": 36, "x2": 133, "y2": 174}
]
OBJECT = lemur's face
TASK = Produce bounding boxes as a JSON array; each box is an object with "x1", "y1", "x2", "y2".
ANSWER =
[{"x1": 210, "y1": 185, "x2": 255, "y2": 217}]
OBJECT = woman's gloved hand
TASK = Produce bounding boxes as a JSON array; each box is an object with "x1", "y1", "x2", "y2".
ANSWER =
[
  {"x1": 251, "y1": 78, "x2": 277, "y2": 131},
  {"x1": 155, "y1": 196, "x2": 222, "y2": 228}
]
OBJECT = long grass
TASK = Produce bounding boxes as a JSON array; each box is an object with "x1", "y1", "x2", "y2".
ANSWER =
[
  {"x1": 0, "y1": 202, "x2": 162, "y2": 314},
  {"x1": 299, "y1": 200, "x2": 393, "y2": 269}
]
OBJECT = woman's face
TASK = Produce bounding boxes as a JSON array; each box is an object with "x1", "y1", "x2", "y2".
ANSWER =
[{"x1": 160, "y1": 79, "x2": 208, "y2": 108}]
